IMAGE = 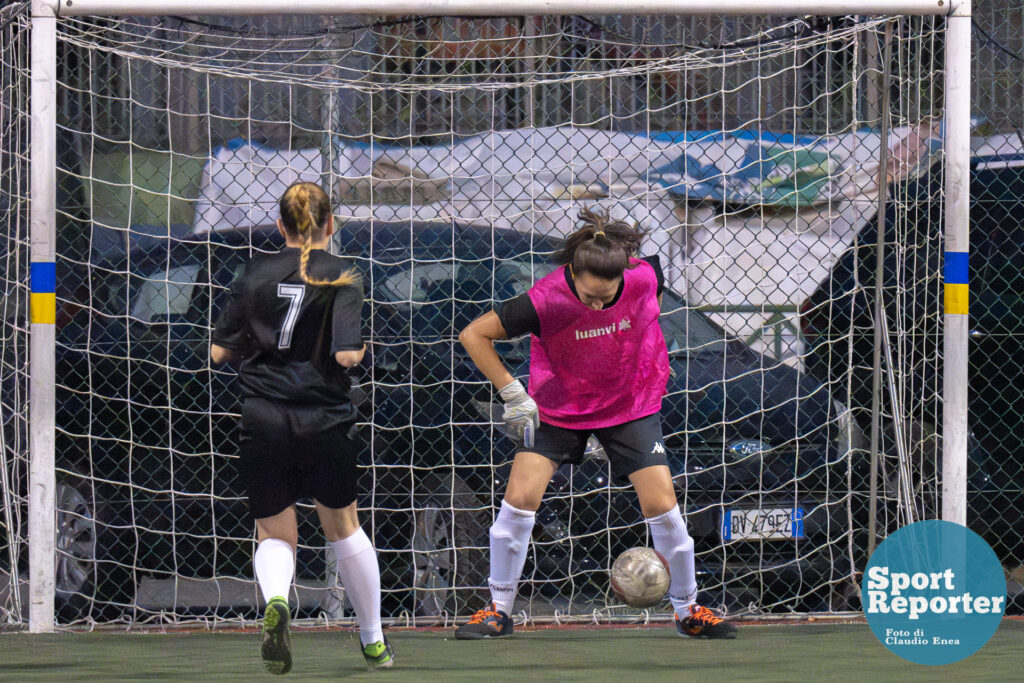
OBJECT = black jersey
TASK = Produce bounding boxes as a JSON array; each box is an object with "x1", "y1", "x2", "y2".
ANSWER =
[{"x1": 212, "y1": 248, "x2": 364, "y2": 410}]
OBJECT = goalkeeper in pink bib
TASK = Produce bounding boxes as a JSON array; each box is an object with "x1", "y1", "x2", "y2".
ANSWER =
[{"x1": 455, "y1": 209, "x2": 736, "y2": 641}]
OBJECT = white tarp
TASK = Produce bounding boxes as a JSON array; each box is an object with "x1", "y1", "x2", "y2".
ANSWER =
[
  {"x1": 193, "y1": 124, "x2": 940, "y2": 363},
  {"x1": 194, "y1": 140, "x2": 325, "y2": 233}
]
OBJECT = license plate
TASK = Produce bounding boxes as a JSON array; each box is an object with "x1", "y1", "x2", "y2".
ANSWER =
[{"x1": 721, "y1": 507, "x2": 804, "y2": 541}]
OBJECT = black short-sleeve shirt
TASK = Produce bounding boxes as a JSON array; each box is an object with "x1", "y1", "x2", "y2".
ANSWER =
[
  {"x1": 213, "y1": 248, "x2": 364, "y2": 406},
  {"x1": 496, "y1": 255, "x2": 665, "y2": 338}
]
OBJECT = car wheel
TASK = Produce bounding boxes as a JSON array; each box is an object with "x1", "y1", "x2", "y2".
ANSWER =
[
  {"x1": 54, "y1": 477, "x2": 98, "y2": 600},
  {"x1": 52, "y1": 472, "x2": 112, "y2": 622},
  {"x1": 410, "y1": 472, "x2": 489, "y2": 623},
  {"x1": 53, "y1": 471, "x2": 136, "y2": 622}
]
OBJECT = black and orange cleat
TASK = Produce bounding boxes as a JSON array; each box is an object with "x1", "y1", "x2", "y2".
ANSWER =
[
  {"x1": 454, "y1": 603, "x2": 513, "y2": 640},
  {"x1": 675, "y1": 604, "x2": 737, "y2": 639}
]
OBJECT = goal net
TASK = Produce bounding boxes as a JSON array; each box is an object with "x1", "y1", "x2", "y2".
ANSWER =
[{"x1": 2, "y1": 10, "x2": 954, "y2": 627}]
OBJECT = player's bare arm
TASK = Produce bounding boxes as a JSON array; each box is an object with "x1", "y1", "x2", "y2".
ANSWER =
[
  {"x1": 210, "y1": 343, "x2": 237, "y2": 364},
  {"x1": 460, "y1": 311, "x2": 538, "y2": 446},
  {"x1": 335, "y1": 344, "x2": 367, "y2": 368},
  {"x1": 458, "y1": 311, "x2": 515, "y2": 390}
]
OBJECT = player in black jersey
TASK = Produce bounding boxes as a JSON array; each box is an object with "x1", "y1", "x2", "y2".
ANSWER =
[{"x1": 211, "y1": 182, "x2": 393, "y2": 673}]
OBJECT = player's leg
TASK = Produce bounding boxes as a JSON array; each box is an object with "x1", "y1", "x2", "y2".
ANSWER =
[
  {"x1": 628, "y1": 467, "x2": 699, "y2": 606},
  {"x1": 628, "y1": 464, "x2": 695, "y2": 604},
  {"x1": 315, "y1": 501, "x2": 393, "y2": 669},
  {"x1": 455, "y1": 451, "x2": 554, "y2": 639},
  {"x1": 240, "y1": 398, "x2": 302, "y2": 674},
  {"x1": 601, "y1": 414, "x2": 736, "y2": 640},
  {"x1": 255, "y1": 507, "x2": 300, "y2": 601},
  {"x1": 488, "y1": 451, "x2": 557, "y2": 612},
  {"x1": 305, "y1": 417, "x2": 393, "y2": 668},
  {"x1": 255, "y1": 508, "x2": 299, "y2": 675},
  {"x1": 631, "y1": 467, "x2": 735, "y2": 638},
  {"x1": 456, "y1": 423, "x2": 583, "y2": 640}
]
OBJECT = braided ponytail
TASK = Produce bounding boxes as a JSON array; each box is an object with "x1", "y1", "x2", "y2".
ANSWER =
[{"x1": 279, "y1": 182, "x2": 358, "y2": 287}]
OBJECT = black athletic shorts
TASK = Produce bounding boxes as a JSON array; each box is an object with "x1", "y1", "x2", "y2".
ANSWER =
[
  {"x1": 238, "y1": 397, "x2": 359, "y2": 521},
  {"x1": 522, "y1": 412, "x2": 668, "y2": 484}
]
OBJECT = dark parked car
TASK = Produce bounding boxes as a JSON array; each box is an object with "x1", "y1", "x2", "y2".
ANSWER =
[
  {"x1": 801, "y1": 152, "x2": 1024, "y2": 582},
  {"x1": 476, "y1": 292, "x2": 855, "y2": 614},
  {"x1": 28, "y1": 218, "x2": 856, "y2": 623}
]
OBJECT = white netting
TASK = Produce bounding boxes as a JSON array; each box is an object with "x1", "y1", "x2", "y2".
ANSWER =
[
  {"x1": 1, "y1": 11, "x2": 956, "y2": 627},
  {"x1": 1, "y1": 2, "x2": 30, "y2": 627}
]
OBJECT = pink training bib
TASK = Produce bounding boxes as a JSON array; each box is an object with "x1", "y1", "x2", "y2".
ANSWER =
[{"x1": 527, "y1": 258, "x2": 669, "y2": 429}]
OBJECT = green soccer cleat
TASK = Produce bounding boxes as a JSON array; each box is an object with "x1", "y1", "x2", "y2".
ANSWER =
[
  {"x1": 261, "y1": 596, "x2": 293, "y2": 675},
  {"x1": 362, "y1": 637, "x2": 395, "y2": 669},
  {"x1": 675, "y1": 604, "x2": 737, "y2": 639}
]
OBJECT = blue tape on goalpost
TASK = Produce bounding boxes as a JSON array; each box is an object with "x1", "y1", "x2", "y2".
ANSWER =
[
  {"x1": 944, "y1": 252, "x2": 968, "y2": 315},
  {"x1": 943, "y1": 251, "x2": 968, "y2": 285},
  {"x1": 30, "y1": 261, "x2": 56, "y2": 324}
]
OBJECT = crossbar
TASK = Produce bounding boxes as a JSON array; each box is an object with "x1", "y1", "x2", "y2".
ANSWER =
[{"x1": 48, "y1": 0, "x2": 950, "y2": 16}]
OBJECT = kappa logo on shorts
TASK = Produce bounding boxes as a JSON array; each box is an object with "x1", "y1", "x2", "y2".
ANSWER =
[{"x1": 651, "y1": 441, "x2": 666, "y2": 455}]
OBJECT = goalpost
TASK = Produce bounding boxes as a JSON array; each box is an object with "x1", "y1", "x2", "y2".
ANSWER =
[{"x1": 13, "y1": 0, "x2": 968, "y2": 633}]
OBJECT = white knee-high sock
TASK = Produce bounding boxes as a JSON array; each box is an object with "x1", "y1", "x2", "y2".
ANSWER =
[
  {"x1": 646, "y1": 506, "x2": 698, "y2": 618},
  {"x1": 255, "y1": 538, "x2": 295, "y2": 605},
  {"x1": 488, "y1": 500, "x2": 536, "y2": 615},
  {"x1": 331, "y1": 528, "x2": 383, "y2": 646}
]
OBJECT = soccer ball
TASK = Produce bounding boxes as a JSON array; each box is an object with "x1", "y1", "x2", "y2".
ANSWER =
[{"x1": 610, "y1": 546, "x2": 671, "y2": 608}]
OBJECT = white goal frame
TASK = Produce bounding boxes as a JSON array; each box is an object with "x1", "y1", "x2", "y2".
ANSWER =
[{"x1": 27, "y1": 0, "x2": 971, "y2": 633}]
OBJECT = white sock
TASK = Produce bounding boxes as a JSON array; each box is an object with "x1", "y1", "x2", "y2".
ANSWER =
[
  {"x1": 331, "y1": 528, "x2": 384, "y2": 646},
  {"x1": 488, "y1": 499, "x2": 536, "y2": 615},
  {"x1": 646, "y1": 506, "x2": 698, "y2": 619},
  {"x1": 254, "y1": 538, "x2": 295, "y2": 605}
]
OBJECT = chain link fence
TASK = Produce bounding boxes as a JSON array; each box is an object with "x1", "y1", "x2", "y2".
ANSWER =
[
  {"x1": 1, "y1": 6, "x2": 1020, "y2": 628},
  {"x1": 963, "y1": 2, "x2": 1024, "y2": 593}
]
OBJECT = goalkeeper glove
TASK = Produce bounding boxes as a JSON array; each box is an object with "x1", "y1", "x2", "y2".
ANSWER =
[{"x1": 498, "y1": 379, "x2": 539, "y2": 448}]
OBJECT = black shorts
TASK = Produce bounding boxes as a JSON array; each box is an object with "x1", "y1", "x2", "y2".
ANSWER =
[
  {"x1": 239, "y1": 397, "x2": 359, "y2": 521},
  {"x1": 522, "y1": 412, "x2": 668, "y2": 484}
]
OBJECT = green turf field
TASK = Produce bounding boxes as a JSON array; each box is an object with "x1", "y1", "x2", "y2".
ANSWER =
[{"x1": 2, "y1": 621, "x2": 1021, "y2": 681}]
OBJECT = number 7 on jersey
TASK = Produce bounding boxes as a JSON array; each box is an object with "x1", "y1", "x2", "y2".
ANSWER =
[{"x1": 277, "y1": 283, "x2": 305, "y2": 350}]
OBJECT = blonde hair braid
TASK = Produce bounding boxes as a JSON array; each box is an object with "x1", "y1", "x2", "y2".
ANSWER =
[{"x1": 281, "y1": 182, "x2": 358, "y2": 287}]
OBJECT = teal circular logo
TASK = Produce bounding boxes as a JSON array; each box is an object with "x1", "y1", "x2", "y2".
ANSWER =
[{"x1": 863, "y1": 520, "x2": 1005, "y2": 665}]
